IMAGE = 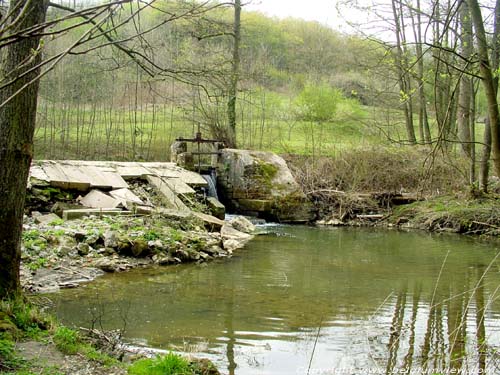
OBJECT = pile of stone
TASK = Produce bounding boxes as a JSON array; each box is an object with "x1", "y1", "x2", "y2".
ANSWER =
[{"x1": 22, "y1": 213, "x2": 256, "y2": 294}]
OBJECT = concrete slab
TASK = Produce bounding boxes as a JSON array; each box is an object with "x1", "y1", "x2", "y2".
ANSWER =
[
  {"x1": 146, "y1": 175, "x2": 189, "y2": 211},
  {"x1": 62, "y1": 208, "x2": 127, "y2": 220},
  {"x1": 148, "y1": 167, "x2": 208, "y2": 187},
  {"x1": 207, "y1": 197, "x2": 225, "y2": 220},
  {"x1": 42, "y1": 162, "x2": 91, "y2": 191},
  {"x1": 109, "y1": 188, "x2": 144, "y2": 208},
  {"x1": 115, "y1": 164, "x2": 152, "y2": 179},
  {"x1": 79, "y1": 190, "x2": 122, "y2": 209},
  {"x1": 34, "y1": 213, "x2": 61, "y2": 225},
  {"x1": 99, "y1": 171, "x2": 129, "y2": 189},
  {"x1": 192, "y1": 211, "x2": 225, "y2": 232},
  {"x1": 163, "y1": 178, "x2": 196, "y2": 195},
  {"x1": 29, "y1": 165, "x2": 50, "y2": 182}
]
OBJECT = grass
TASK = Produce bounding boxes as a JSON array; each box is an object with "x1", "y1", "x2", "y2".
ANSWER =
[
  {"x1": 33, "y1": 95, "x2": 379, "y2": 161},
  {"x1": 128, "y1": 353, "x2": 193, "y2": 375},
  {"x1": 0, "y1": 298, "x2": 119, "y2": 374},
  {"x1": 390, "y1": 195, "x2": 500, "y2": 235}
]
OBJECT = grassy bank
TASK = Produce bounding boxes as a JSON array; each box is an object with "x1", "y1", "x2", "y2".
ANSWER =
[
  {"x1": 286, "y1": 148, "x2": 500, "y2": 236},
  {"x1": 0, "y1": 299, "x2": 219, "y2": 375}
]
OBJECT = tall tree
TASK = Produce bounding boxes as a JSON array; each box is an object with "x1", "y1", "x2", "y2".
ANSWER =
[
  {"x1": 468, "y1": 0, "x2": 500, "y2": 178},
  {"x1": 226, "y1": 0, "x2": 241, "y2": 148},
  {"x1": 457, "y1": 1, "x2": 473, "y2": 159},
  {"x1": 409, "y1": 0, "x2": 431, "y2": 144},
  {"x1": 391, "y1": 0, "x2": 417, "y2": 144},
  {"x1": 0, "y1": 0, "x2": 50, "y2": 298}
]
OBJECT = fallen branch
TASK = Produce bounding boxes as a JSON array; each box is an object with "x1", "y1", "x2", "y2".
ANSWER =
[{"x1": 471, "y1": 221, "x2": 500, "y2": 229}]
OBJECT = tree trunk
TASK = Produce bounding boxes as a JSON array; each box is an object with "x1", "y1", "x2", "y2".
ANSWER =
[
  {"x1": 479, "y1": 118, "x2": 492, "y2": 192},
  {"x1": 468, "y1": 0, "x2": 500, "y2": 177},
  {"x1": 391, "y1": 0, "x2": 416, "y2": 145},
  {"x1": 0, "y1": 0, "x2": 49, "y2": 299},
  {"x1": 227, "y1": 0, "x2": 241, "y2": 148},
  {"x1": 457, "y1": 1, "x2": 473, "y2": 158},
  {"x1": 411, "y1": 0, "x2": 431, "y2": 144}
]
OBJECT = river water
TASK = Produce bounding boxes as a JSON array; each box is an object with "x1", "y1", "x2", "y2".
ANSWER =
[{"x1": 48, "y1": 226, "x2": 500, "y2": 375}]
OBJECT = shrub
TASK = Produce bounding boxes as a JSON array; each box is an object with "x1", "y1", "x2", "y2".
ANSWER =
[
  {"x1": 128, "y1": 352, "x2": 192, "y2": 375},
  {"x1": 53, "y1": 327, "x2": 79, "y2": 355}
]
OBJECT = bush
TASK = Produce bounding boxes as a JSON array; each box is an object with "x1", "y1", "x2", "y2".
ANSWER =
[
  {"x1": 128, "y1": 352, "x2": 192, "y2": 375},
  {"x1": 53, "y1": 326, "x2": 79, "y2": 355}
]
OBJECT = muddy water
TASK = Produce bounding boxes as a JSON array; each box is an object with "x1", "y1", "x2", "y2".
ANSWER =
[{"x1": 49, "y1": 226, "x2": 500, "y2": 375}]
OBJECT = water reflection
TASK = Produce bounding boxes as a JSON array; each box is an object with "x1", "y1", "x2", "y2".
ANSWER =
[{"x1": 47, "y1": 227, "x2": 500, "y2": 374}]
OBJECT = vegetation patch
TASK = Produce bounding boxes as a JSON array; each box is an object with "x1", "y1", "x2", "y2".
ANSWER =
[
  {"x1": 389, "y1": 196, "x2": 500, "y2": 235},
  {"x1": 128, "y1": 352, "x2": 218, "y2": 375}
]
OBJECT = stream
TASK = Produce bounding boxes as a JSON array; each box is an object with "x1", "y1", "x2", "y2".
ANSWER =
[{"x1": 48, "y1": 226, "x2": 500, "y2": 375}]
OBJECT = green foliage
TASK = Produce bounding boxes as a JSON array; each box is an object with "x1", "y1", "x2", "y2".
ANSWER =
[
  {"x1": 53, "y1": 327, "x2": 79, "y2": 355},
  {"x1": 22, "y1": 230, "x2": 40, "y2": 242},
  {"x1": 142, "y1": 230, "x2": 161, "y2": 242},
  {"x1": 48, "y1": 218, "x2": 64, "y2": 226},
  {"x1": 27, "y1": 258, "x2": 48, "y2": 272},
  {"x1": 1, "y1": 299, "x2": 51, "y2": 337},
  {"x1": 128, "y1": 353, "x2": 192, "y2": 375},
  {"x1": 0, "y1": 336, "x2": 24, "y2": 372},
  {"x1": 295, "y1": 82, "x2": 343, "y2": 123}
]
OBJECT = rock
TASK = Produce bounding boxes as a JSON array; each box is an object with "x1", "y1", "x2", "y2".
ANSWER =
[
  {"x1": 85, "y1": 233, "x2": 101, "y2": 246},
  {"x1": 131, "y1": 239, "x2": 149, "y2": 257},
  {"x1": 206, "y1": 197, "x2": 225, "y2": 220},
  {"x1": 51, "y1": 202, "x2": 83, "y2": 218},
  {"x1": 92, "y1": 257, "x2": 134, "y2": 273},
  {"x1": 148, "y1": 239, "x2": 164, "y2": 251},
  {"x1": 93, "y1": 258, "x2": 120, "y2": 273},
  {"x1": 222, "y1": 239, "x2": 240, "y2": 252},
  {"x1": 104, "y1": 230, "x2": 118, "y2": 248},
  {"x1": 316, "y1": 218, "x2": 344, "y2": 226},
  {"x1": 192, "y1": 212, "x2": 225, "y2": 232},
  {"x1": 34, "y1": 213, "x2": 61, "y2": 225},
  {"x1": 116, "y1": 238, "x2": 132, "y2": 255},
  {"x1": 221, "y1": 224, "x2": 252, "y2": 241},
  {"x1": 62, "y1": 208, "x2": 127, "y2": 220},
  {"x1": 217, "y1": 149, "x2": 315, "y2": 222},
  {"x1": 152, "y1": 254, "x2": 174, "y2": 265},
  {"x1": 57, "y1": 246, "x2": 72, "y2": 257},
  {"x1": 77, "y1": 243, "x2": 90, "y2": 256},
  {"x1": 109, "y1": 188, "x2": 145, "y2": 209},
  {"x1": 229, "y1": 216, "x2": 256, "y2": 234},
  {"x1": 221, "y1": 224, "x2": 253, "y2": 251},
  {"x1": 73, "y1": 231, "x2": 87, "y2": 242}
]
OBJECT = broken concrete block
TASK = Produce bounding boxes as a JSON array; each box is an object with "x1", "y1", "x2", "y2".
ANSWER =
[
  {"x1": 109, "y1": 188, "x2": 144, "y2": 209},
  {"x1": 146, "y1": 175, "x2": 188, "y2": 211},
  {"x1": 163, "y1": 178, "x2": 196, "y2": 195},
  {"x1": 62, "y1": 208, "x2": 127, "y2": 220},
  {"x1": 42, "y1": 162, "x2": 91, "y2": 191},
  {"x1": 34, "y1": 213, "x2": 61, "y2": 225},
  {"x1": 192, "y1": 212, "x2": 225, "y2": 232},
  {"x1": 79, "y1": 190, "x2": 123, "y2": 209},
  {"x1": 207, "y1": 197, "x2": 225, "y2": 220}
]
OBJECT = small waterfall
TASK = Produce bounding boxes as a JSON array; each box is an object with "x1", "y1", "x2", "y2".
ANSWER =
[{"x1": 202, "y1": 170, "x2": 219, "y2": 200}]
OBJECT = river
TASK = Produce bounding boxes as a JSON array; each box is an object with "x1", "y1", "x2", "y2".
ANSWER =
[{"x1": 48, "y1": 226, "x2": 500, "y2": 375}]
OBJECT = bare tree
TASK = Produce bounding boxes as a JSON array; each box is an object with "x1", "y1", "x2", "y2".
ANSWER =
[{"x1": 0, "y1": 0, "x2": 50, "y2": 298}]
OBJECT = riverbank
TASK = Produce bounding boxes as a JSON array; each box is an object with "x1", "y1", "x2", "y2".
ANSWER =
[
  {"x1": 286, "y1": 149, "x2": 500, "y2": 236},
  {"x1": 21, "y1": 212, "x2": 255, "y2": 294},
  {"x1": 0, "y1": 297, "x2": 220, "y2": 374}
]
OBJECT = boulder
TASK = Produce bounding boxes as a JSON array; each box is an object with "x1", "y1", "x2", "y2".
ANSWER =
[
  {"x1": 192, "y1": 212, "x2": 225, "y2": 232},
  {"x1": 131, "y1": 239, "x2": 150, "y2": 257},
  {"x1": 217, "y1": 149, "x2": 315, "y2": 222},
  {"x1": 229, "y1": 216, "x2": 256, "y2": 234},
  {"x1": 221, "y1": 224, "x2": 253, "y2": 251},
  {"x1": 206, "y1": 197, "x2": 225, "y2": 220}
]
